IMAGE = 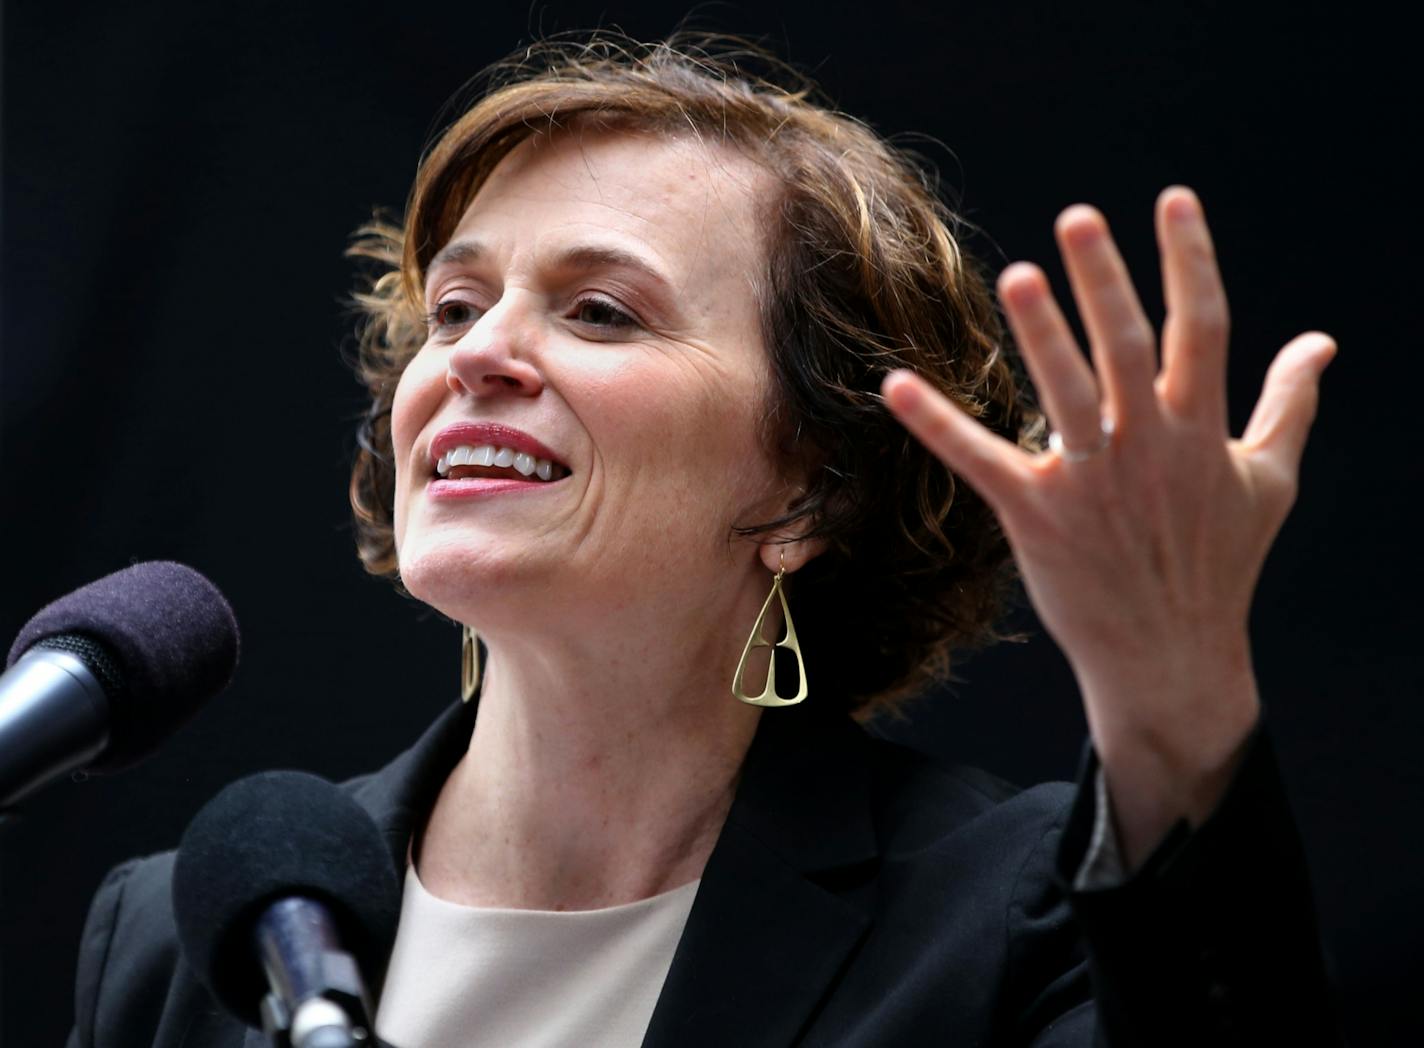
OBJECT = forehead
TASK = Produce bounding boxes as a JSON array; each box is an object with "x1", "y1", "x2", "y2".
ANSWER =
[{"x1": 443, "y1": 127, "x2": 773, "y2": 293}]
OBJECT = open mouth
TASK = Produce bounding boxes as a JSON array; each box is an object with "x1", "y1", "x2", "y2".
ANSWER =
[{"x1": 434, "y1": 444, "x2": 571, "y2": 483}]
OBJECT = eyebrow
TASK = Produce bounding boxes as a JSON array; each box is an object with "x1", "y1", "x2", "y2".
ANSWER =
[
  {"x1": 427, "y1": 239, "x2": 484, "y2": 274},
  {"x1": 551, "y1": 245, "x2": 673, "y2": 292},
  {"x1": 425, "y1": 239, "x2": 674, "y2": 294}
]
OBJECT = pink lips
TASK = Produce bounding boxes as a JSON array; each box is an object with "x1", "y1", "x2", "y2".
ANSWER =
[
  {"x1": 428, "y1": 476, "x2": 558, "y2": 500},
  {"x1": 425, "y1": 421, "x2": 569, "y2": 500},
  {"x1": 428, "y1": 422, "x2": 567, "y2": 472}
]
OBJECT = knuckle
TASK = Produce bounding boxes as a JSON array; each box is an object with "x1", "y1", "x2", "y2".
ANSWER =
[
  {"x1": 923, "y1": 409, "x2": 957, "y2": 441},
  {"x1": 1179, "y1": 305, "x2": 1230, "y2": 346},
  {"x1": 1186, "y1": 233, "x2": 1220, "y2": 268},
  {"x1": 1266, "y1": 474, "x2": 1299, "y2": 515},
  {"x1": 1112, "y1": 321, "x2": 1156, "y2": 357},
  {"x1": 1254, "y1": 459, "x2": 1300, "y2": 510}
]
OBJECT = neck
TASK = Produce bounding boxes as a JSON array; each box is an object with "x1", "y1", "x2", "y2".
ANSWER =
[{"x1": 416, "y1": 590, "x2": 769, "y2": 911}]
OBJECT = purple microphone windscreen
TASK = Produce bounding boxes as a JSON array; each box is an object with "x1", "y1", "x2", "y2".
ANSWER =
[{"x1": 6, "y1": 561, "x2": 240, "y2": 772}]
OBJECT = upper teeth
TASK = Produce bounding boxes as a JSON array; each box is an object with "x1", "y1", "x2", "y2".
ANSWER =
[{"x1": 436, "y1": 444, "x2": 560, "y2": 481}]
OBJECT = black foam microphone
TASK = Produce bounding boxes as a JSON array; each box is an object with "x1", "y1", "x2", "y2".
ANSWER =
[
  {"x1": 171, "y1": 770, "x2": 401, "y2": 1048},
  {"x1": 0, "y1": 561, "x2": 240, "y2": 807}
]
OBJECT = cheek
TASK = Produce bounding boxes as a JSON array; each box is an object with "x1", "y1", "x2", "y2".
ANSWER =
[
  {"x1": 394, "y1": 349, "x2": 452, "y2": 449},
  {"x1": 389, "y1": 373, "x2": 416, "y2": 464},
  {"x1": 591, "y1": 356, "x2": 775, "y2": 518},
  {"x1": 389, "y1": 353, "x2": 444, "y2": 541},
  {"x1": 594, "y1": 360, "x2": 724, "y2": 457}
]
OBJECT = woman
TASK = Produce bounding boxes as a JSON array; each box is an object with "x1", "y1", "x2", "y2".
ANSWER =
[{"x1": 68, "y1": 37, "x2": 1341, "y2": 1046}]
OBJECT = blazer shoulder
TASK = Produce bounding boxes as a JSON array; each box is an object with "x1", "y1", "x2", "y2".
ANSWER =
[
  {"x1": 72, "y1": 763, "x2": 393, "y2": 1046},
  {"x1": 862, "y1": 733, "x2": 1076, "y2": 859},
  {"x1": 66, "y1": 706, "x2": 464, "y2": 1048},
  {"x1": 71, "y1": 849, "x2": 232, "y2": 1047}
]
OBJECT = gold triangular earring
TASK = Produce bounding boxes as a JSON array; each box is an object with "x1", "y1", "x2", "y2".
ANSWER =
[
  {"x1": 732, "y1": 550, "x2": 808, "y2": 707},
  {"x1": 460, "y1": 624, "x2": 481, "y2": 703}
]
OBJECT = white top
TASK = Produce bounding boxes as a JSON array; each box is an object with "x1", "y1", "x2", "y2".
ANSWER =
[
  {"x1": 374, "y1": 771, "x2": 1123, "y2": 1047},
  {"x1": 375, "y1": 864, "x2": 701, "y2": 1048}
]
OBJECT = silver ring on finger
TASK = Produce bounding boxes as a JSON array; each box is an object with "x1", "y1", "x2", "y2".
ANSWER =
[{"x1": 1047, "y1": 417, "x2": 1115, "y2": 463}]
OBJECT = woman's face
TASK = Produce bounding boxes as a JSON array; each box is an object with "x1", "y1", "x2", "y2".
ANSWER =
[{"x1": 390, "y1": 128, "x2": 793, "y2": 632}]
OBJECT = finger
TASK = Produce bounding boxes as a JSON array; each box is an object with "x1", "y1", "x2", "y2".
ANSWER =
[
  {"x1": 1056, "y1": 206, "x2": 1160, "y2": 430},
  {"x1": 1156, "y1": 186, "x2": 1230, "y2": 426},
  {"x1": 881, "y1": 369, "x2": 1033, "y2": 511},
  {"x1": 1240, "y1": 331, "x2": 1337, "y2": 477},
  {"x1": 999, "y1": 263, "x2": 1103, "y2": 451}
]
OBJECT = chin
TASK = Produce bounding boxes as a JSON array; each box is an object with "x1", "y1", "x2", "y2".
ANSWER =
[{"x1": 396, "y1": 535, "x2": 543, "y2": 624}]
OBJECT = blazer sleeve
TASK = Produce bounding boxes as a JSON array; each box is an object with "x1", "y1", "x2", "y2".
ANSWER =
[{"x1": 1051, "y1": 721, "x2": 1346, "y2": 1047}]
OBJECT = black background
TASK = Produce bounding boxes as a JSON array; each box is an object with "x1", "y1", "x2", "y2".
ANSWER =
[{"x1": 1, "y1": 2, "x2": 1417, "y2": 1045}]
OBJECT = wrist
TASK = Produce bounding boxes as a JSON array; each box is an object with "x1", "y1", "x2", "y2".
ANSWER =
[{"x1": 1072, "y1": 635, "x2": 1261, "y2": 868}]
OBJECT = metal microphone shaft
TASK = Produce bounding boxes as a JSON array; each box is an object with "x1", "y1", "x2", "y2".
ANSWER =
[
  {"x1": 0, "y1": 646, "x2": 109, "y2": 807},
  {"x1": 255, "y1": 898, "x2": 362, "y2": 1048}
]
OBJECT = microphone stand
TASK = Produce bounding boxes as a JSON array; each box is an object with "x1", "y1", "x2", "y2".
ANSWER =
[{"x1": 254, "y1": 898, "x2": 377, "y2": 1048}]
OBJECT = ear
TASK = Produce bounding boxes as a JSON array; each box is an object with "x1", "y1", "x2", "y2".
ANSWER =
[{"x1": 758, "y1": 531, "x2": 828, "y2": 575}]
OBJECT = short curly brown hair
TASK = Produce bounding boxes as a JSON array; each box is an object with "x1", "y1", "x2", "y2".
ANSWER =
[{"x1": 348, "y1": 35, "x2": 1042, "y2": 718}]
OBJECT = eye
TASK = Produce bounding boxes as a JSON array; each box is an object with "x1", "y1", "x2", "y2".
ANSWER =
[
  {"x1": 572, "y1": 296, "x2": 639, "y2": 331},
  {"x1": 427, "y1": 299, "x2": 481, "y2": 331}
]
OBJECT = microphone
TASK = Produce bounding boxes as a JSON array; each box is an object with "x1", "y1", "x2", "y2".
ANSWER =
[
  {"x1": 171, "y1": 770, "x2": 401, "y2": 1048},
  {"x1": 0, "y1": 561, "x2": 240, "y2": 807}
]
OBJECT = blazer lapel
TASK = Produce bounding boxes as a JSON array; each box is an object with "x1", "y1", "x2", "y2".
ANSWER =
[
  {"x1": 348, "y1": 697, "x2": 481, "y2": 876},
  {"x1": 225, "y1": 702, "x2": 477, "y2": 1048},
  {"x1": 642, "y1": 705, "x2": 880, "y2": 1048},
  {"x1": 327, "y1": 697, "x2": 883, "y2": 1048}
]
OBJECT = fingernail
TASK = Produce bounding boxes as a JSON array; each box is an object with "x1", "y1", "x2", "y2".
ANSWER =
[
  {"x1": 1165, "y1": 187, "x2": 1201, "y2": 223},
  {"x1": 999, "y1": 263, "x2": 1045, "y2": 303},
  {"x1": 882, "y1": 371, "x2": 920, "y2": 409},
  {"x1": 1055, "y1": 205, "x2": 1105, "y2": 243}
]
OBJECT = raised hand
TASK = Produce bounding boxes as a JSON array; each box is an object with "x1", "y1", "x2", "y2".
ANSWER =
[{"x1": 882, "y1": 187, "x2": 1336, "y2": 866}]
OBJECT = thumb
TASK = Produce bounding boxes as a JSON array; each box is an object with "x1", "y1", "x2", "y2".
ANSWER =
[{"x1": 1240, "y1": 331, "x2": 1337, "y2": 476}]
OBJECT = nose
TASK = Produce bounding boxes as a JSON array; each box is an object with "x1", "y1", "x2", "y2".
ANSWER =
[{"x1": 445, "y1": 299, "x2": 545, "y2": 399}]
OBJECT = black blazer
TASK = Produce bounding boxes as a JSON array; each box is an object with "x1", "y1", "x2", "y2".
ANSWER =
[{"x1": 65, "y1": 698, "x2": 1341, "y2": 1047}]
